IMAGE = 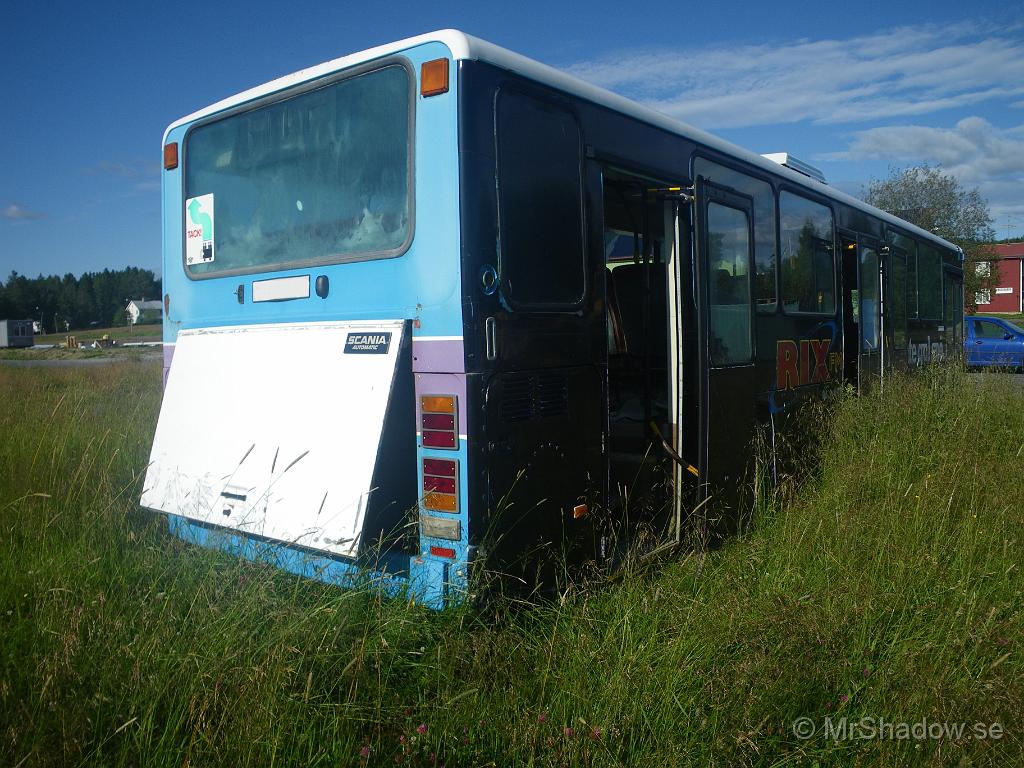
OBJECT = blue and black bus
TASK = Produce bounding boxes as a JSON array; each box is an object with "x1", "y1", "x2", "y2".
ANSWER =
[{"x1": 143, "y1": 30, "x2": 963, "y2": 607}]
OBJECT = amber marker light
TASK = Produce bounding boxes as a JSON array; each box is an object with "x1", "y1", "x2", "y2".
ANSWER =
[
  {"x1": 421, "y1": 395, "x2": 455, "y2": 414},
  {"x1": 163, "y1": 142, "x2": 178, "y2": 170},
  {"x1": 420, "y1": 58, "x2": 449, "y2": 97},
  {"x1": 424, "y1": 492, "x2": 457, "y2": 512}
]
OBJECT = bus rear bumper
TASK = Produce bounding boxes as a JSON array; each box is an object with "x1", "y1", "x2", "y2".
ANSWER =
[{"x1": 166, "y1": 514, "x2": 466, "y2": 610}]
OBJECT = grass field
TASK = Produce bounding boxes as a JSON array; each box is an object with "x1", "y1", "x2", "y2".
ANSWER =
[
  {"x1": 0, "y1": 324, "x2": 162, "y2": 361},
  {"x1": 0, "y1": 363, "x2": 1021, "y2": 766},
  {"x1": 33, "y1": 323, "x2": 162, "y2": 345},
  {"x1": 0, "y1": 347, "x2": 161, "y2": 362}
]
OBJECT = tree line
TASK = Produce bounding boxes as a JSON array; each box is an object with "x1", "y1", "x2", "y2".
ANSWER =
[
  {"x1": 0, "y1": 268, "x2": 160, "y2": 332},
  {"x1": 863, "y1": 165, "x2": 999, "y2": 307}
]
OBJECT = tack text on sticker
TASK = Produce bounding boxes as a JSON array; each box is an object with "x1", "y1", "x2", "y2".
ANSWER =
[{"x1": 185, "y1": 194, "x2": 215, "y2": 265}]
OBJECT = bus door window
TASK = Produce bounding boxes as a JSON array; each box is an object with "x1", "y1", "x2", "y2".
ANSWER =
[
  {"x1": 692, "y1": 159, "x2": 775, "y2": 315},
  {"x1": 840, "y1": 237, "x2": 859, "y2": 385},
  {"x1": 859, "y1": 244, "x2": 880, "y2": 353},
  {"x1": 705, "y1": 202, "x2": 753, "y2": 365}
]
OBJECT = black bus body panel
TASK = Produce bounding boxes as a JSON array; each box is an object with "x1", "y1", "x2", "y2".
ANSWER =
[{"x1": 456, "y1": 59, "x2": 962, "y2": 579}]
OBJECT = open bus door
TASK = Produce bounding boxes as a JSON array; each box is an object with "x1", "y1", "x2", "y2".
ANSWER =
[
  {"x1": 693, "y1": 177, "x2": 758, "y2": 533},
  {"x1": 601, "y1": 169, "x2": 696, "y2": 558},
  {"x1": 859, "y1": 237, "x2": 884, "y2": 391},
  {"x1": 661, "y1": 184, "x2": 698, "y2": 549},
  {"x1": 841, "y1": 234, "x2": 884, "y2": 392}
]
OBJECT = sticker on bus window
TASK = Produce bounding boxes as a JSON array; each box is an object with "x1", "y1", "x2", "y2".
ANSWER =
[{"x1": 185, "y1": 194, "x2": 215, "y2": 265}]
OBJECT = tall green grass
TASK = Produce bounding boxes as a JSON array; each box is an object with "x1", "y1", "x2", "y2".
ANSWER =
[{"x1": 0, "y1": 363, "x2": 1021, "y2": 766}]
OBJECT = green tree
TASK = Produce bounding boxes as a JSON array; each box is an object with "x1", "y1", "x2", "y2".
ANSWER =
[
  {"x1": 863, "y1": 165, "x2": 998, "y2": 310},
  {"x1": 0, "y1": 268, "x2": 158, "y2": 330}
]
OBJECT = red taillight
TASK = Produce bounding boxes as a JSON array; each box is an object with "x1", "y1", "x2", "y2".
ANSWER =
[
  {"x1": 420, "y1": 395, "x2": 458, "y2": 450},
  {"x1": 422, "y1": 413, "x2": 454, "y2": 430},
  {"x1": 422, "y1": 430, "x2": 456, "y2": 448},
  {"x1": 423, "y1": 458, "x2": 456, "y2": 477},
  {"x1": 422, "y1": 458, "x2": 458, "y2": 513},
  {"x1": 424, "y1": 475, "x2": 456, "y2": 494}
]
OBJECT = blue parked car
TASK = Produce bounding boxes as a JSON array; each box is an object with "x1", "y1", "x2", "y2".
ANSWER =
[{"x1": 965, "y1": 316, "x2": 1024, "y2": 369}]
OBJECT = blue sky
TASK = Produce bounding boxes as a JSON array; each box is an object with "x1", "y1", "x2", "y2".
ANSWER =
[{"x1": 2, "y1": 0, "x2": 1023, "y2": 279}]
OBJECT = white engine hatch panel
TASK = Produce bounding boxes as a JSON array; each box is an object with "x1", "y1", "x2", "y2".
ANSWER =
[{"x1": 141, "y1": 320, "x2": 406, "y2": 558}]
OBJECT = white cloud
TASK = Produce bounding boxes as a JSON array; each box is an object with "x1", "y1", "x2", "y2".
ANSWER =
[
  {"x1": 2, "y1": 204, "x2": 45, "y2": 221},
  {"x1": 823, "y1": 117, "x2": 1024, "y2": 231},
  {"x1": 565, "y1": 21, "x2": 1024, "y2": 130}
]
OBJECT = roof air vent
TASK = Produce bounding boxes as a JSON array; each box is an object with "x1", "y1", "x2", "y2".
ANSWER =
[{"x1": 762, "y1": 153, "x2": 827, "y2": 184}]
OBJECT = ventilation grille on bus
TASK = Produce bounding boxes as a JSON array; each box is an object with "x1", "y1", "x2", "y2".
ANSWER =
[{"x1": 501, "y1": 373, "x2": 569, "y2": 422}]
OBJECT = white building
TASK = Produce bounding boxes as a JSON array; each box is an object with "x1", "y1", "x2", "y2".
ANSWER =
[
  {"x1": 0, "y1": 319, "x2": 35, "y2": 348},
  {"x1": 126, "y1": 299, "x2": 163, "y2": 326}
]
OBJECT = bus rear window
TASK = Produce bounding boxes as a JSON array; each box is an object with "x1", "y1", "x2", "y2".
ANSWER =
[{"x1": 184, "y1": 63, "x2": 412, "y2": 277}]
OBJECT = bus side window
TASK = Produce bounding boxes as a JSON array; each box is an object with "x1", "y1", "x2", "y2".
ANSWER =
[
  {"x1": 779, "y1": 191, "x2": 835, "y2": 314},
  {"x1": 707, "y1": 202, "x2": 753, "y2": 365},
  {"x1": 888, "y1": 230, "x2": 918, "y2": 319},
  {"x1": 889, "y1": 251, "x2": 907, "y2": 351},
  {"x1": 917, "y1": 242, "x2": 943, "y2": 319},
  {"x1": 495, "y1": 90, "x2": 585, "y2": 309}
]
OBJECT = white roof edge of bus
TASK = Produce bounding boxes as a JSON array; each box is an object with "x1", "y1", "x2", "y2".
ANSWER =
[
  {"x1": 163, "y1": 29, "x2": 961, "y2": 257},
  {"x1": 162, "y1": 30, "x2": 474, "y2": 142}
]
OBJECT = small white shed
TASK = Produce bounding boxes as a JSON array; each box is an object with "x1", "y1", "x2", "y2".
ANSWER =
[{"x1": 0, "y1": 319, "x2": 35, "y2": 348}]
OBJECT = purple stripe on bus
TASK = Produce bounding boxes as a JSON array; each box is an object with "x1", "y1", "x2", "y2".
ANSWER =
[
  {"x1": 412, "y1": 338, "x2": 464, "y2": 373},
  {"x1": 163, "y1": 344, "x2": 175, "y2": 389}
]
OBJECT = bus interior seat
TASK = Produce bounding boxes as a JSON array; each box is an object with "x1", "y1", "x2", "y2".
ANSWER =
[
  {"x1": 606, "y1": 267, "x2": 627, "y2": 356},
  {"x1": 606, "y1": 262, "x2": 669, "y2": 462},
  {"x1": 610, "y1": 263, "x2": 667, "y2": 363}
]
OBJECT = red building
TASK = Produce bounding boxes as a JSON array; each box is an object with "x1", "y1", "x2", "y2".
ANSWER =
[{"x1": 976, "y1": 242, "x2": 1024, "y2": 313}]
